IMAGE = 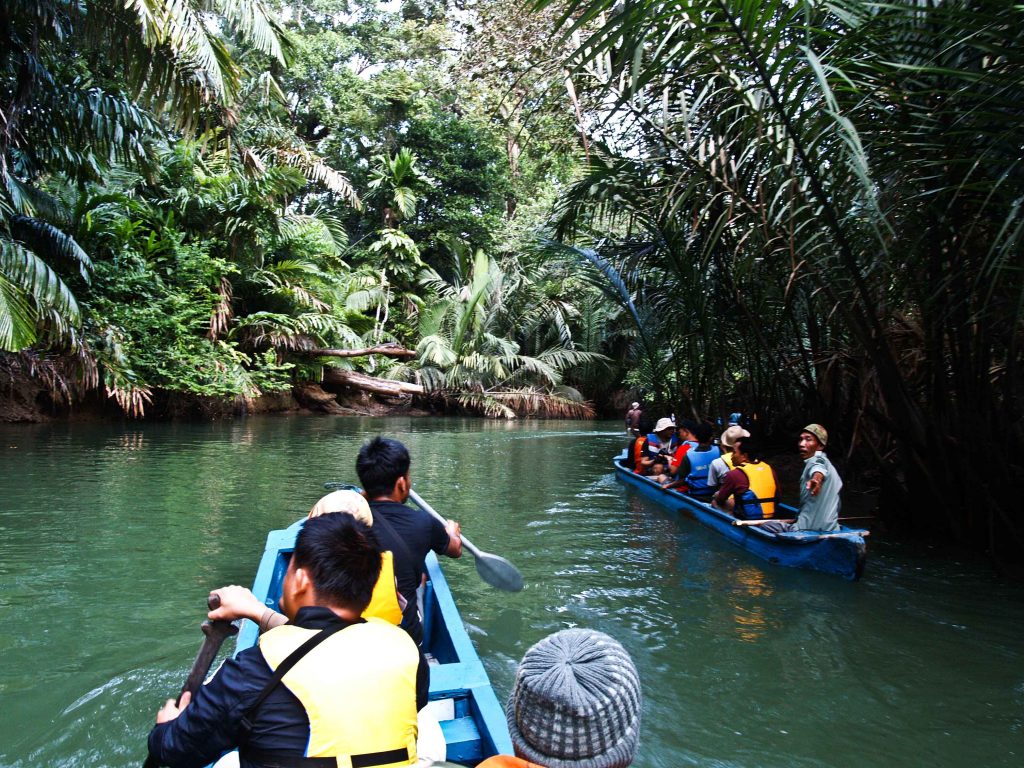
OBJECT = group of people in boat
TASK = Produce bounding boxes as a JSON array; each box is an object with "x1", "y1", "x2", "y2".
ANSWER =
[
  {"x1": 146, "y1": 436, "x2": 642, "y2": 768},
  {"x1": 626, "y1": 411, "x2": 843, "y2": 533}
]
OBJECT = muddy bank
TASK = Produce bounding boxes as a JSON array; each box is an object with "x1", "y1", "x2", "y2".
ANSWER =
[{"x1": 0, "y1": 363, "x2": 432, "y2": 423}]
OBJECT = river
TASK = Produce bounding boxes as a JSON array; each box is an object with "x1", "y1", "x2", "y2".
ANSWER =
[{"x1": 0, "y1": 417, "x2": 1021, "y2": 767}]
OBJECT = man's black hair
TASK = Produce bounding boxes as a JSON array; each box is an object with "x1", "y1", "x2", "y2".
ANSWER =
[
  {"x1": 356, "y1": 436, "x2": 411, "y2": 497},
  {"x1": 734, "y1": 435, "x2": 762, "y2": 461},
  {"x1": 694, "y1": 422, "x2": 714, "y2": 443},
  {"x1": 293, "y1": 514, "x2": 382, "y2": 613}
]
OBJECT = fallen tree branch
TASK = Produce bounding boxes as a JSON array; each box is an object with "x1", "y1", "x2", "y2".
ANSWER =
[
  {"x1": 305, "y1": 344, "x2": 416, "y2": 359},
  {"x1": 324, "y1": 368, "x2": 424, "y2": 396}
]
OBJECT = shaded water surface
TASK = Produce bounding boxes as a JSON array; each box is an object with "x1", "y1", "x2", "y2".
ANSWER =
[{"x1": 1, "y1": 417, "x2": 1021, "y2": 767}]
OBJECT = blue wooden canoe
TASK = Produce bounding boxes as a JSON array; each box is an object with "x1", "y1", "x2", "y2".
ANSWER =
[
  {"x1": 614, "y1": 453, "x2": 868, "y2": 580},
  {"x1": 233, "y1": 517, "x2": 514, "y2": 765}
]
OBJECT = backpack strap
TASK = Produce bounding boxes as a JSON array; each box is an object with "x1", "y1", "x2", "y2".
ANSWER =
[
  {"x1": 371, "y1": 506, "x2": 418, "y2": 578},
  {"x1": 238, "y1": 619, "x2": 361, "y2": 741}
]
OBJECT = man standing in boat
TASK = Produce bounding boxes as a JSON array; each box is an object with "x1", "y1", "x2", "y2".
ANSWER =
[
  {"x1": 625, "y1": 401, "x2": 643, "y2": 436},
  {"x1": 147, "y1": 513, "x2": 423, "y2": 768},
  {"x1": 356, "y1": 436, "x2": 462, "y2": 644}
]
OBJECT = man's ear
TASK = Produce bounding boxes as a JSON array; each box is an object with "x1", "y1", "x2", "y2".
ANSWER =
[
  {"x1": 290, "y1": 565, "x2": 314, "y2": 604},
  {"x1": 395, "y1": 474, "x2": 410, "y2": 500}
]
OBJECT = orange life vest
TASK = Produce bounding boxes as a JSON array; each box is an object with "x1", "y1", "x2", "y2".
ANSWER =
[{"x1": 632, "y1": 436, "x2": 648, "y2": 473}]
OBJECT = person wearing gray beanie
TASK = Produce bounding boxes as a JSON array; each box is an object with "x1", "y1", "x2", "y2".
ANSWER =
[{"x1": 475, "y1": 628, "x2": 642, "y2": 768}]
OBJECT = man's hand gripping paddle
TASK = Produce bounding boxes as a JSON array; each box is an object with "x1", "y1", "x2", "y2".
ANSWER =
[
  {"x1": 143, "y1": 595, "x2": 238, "y2": 768},
  {"x1": 179, "y1": 594, "x2": 239, "y2": 701}
]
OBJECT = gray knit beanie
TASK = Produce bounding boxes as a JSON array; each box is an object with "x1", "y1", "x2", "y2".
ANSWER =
[{"x1": 507, "y1": 628, "x2": 642, "y2": 768}]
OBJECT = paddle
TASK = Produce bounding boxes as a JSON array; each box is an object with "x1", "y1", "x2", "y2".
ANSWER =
[
  {"x1": 143, "y1": 595, "x2": 238, "y2": 768},
  {"x1": 732, "y1": 518, "x2": 871, "y2": 538},
  {"x1": 322, "y1": 482, "x2": 524, "y2": 592},
  {"x1": 178, "y1": 595, "x2": 239, "y2": 701},
  {"x1": 407, "y1": 488, "x2": 524, "y2": 593},
  {"x1": 732, "y1": 516, "x2": 874, "y2": 527},
  {"x1": 733, "y1": 519, "x2": 795, "y2": 526}
]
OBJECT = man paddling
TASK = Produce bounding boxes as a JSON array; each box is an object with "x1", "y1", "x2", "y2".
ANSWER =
[
  {"x1": 357, "y1": 436, "x2": 462, "y2": 644},
  {"x1": 625, "y1": 401, "x2": 643, "y2": 437},
  {"x1": 147, "y1": 514, "x2": 422, "y2": 768}
]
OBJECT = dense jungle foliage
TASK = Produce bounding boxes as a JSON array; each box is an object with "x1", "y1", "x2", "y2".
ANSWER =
[
  {"x1": 2, "y1": 0, "x2": 1023, "y2": 564},
  {"x1": 0, "y1": 0, "x2": 615, "y2": 418}
]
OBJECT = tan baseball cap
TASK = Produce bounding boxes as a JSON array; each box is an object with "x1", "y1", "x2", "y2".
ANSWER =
[{"x1": 802, "y1": 423, "x2": 828, "y2": 446}]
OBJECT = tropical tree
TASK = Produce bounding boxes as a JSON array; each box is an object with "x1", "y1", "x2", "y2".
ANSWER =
[
  {"x1": 535, "y1": 0, "x2": 1024, "y2": 560},
  {"x1": 411, "y1": 247, "x2": 601, "y2": 417},
  {"x1": 0, "y1": 0, "x2": 289, "y2": 350}
]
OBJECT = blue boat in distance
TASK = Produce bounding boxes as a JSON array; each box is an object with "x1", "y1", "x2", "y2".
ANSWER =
[
  {"x1": 614, "y1": 452, "x2": 868, "y2": 580},
  {"x1": 234, "y1": 517, "x2": 513, "y2": 765}
]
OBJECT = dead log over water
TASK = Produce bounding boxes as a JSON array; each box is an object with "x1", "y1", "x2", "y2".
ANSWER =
[
  {"x1": 304, "y1": 344, "x2": 416, "y2": 359},
  {"x1": 323, "y1": 368, "x2": 424, "y2": 396}
]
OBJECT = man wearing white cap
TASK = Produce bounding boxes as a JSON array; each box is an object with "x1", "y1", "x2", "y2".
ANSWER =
[{"x1": 641, "y1": 417, "x2": 677, "y2": 471}]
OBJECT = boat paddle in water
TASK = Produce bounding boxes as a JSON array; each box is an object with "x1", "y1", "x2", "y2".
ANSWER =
[
  {"x1": 407, "y1": 488, "x2": 523, "y2": 592},
  {"x1": 323, "y1": 482, "x2": 524, "y2": 592}
]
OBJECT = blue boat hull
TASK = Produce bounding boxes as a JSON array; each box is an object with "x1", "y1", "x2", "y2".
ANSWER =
[
  {"x1": 614, "y1": 455, "x2": 867, "y2": 580},
  {"x1": 234, "y1": 518, "x2": 513, "y2": 765}
]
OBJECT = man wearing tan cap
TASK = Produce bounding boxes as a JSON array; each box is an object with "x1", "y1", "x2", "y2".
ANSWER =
[
  {"x1": 707, "y1": 424, "x2": 751, "y2": 490},
  {"x1": 762, "y1": 424, "x2": 843, "y2": 533},
  {"x1": 794, "y1": 424, "x2": 842, "y2": 531}
]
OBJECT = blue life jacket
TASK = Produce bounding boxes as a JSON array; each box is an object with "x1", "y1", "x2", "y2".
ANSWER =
[
  {"x1": 646, "y1": 433, "x2": 679, "y2": 454},
  {"x1": 685, "y1": 444, "x2": 721, "y2": 493}
]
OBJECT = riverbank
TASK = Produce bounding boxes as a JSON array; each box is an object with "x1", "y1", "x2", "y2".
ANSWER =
[{"x1": 0, "y1": 366, "x2": 432, "y2": 423}]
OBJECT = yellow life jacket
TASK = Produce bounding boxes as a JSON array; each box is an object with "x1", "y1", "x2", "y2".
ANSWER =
[
  {"x1": 737, "y1": 461, "x2": 777, "y2": 519},
  {"x1": 365, "y1": 551, "x2": 403, "y2": 625},
  {"x1": 258, "y1": 619, "x2": 418, "y2": 767},
  {"x1": 723, "y1": 451, "x2": 736, "y2": 469}
]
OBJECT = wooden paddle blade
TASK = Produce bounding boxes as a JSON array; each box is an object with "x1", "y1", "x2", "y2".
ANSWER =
[{"x1": 475, "y1": 552, "x2": 524, "y2": 592}]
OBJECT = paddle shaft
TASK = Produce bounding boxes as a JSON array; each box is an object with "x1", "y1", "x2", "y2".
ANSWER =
[
  {"x1": 407, "y1": 488, "x2": 484, "y2": 558},
  {"x1": 407, "y1": 488, "x2": 523, "y2": 591},
  {"x1": 178, "y1": 595, "x2": 238, "y2": 705},
  {"x1": 732, "y1": 518, "x2": 870, "y2": 538},
  {"x1": 144, "y1": 596, "x2": 238, "y2": 768},
  {"x1": 733, "y1": 516, "x2": 873, "y2": 527}
]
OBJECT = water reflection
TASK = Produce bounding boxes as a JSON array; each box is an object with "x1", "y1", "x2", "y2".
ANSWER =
[{"x1": 729, "y1": 565, "x2": 773, "y2": 643}]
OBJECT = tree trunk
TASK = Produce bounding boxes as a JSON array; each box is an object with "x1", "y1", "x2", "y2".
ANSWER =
[
  {"x1": 323, "y1": 369, "x2": 424, "y2": 397},
  {"x1": 303, "y1": 344, "x2": 416, "y2": 359}
]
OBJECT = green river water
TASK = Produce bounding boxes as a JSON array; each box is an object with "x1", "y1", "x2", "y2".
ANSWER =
[{"x1": 1, "y1": 417, "x2": 1022, "y2": 767}]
